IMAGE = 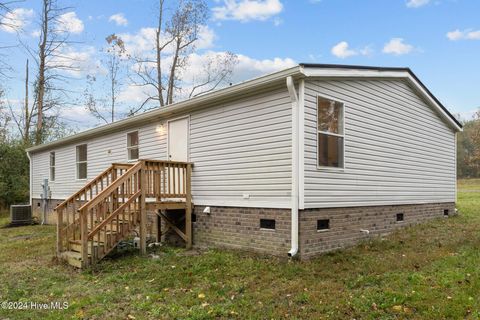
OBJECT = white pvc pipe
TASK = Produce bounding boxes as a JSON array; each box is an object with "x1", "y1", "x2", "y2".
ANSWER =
[{"x1": 286, "y1": 76, "x2": 299, "y2": 257}]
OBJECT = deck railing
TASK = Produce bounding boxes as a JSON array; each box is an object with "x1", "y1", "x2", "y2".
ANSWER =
[
  {"x1": 57, "y1": 160, "x2": 192, "y2": 267},
  {"x1": 55, "y1": 163, "x2": 133, "y2": 253}
]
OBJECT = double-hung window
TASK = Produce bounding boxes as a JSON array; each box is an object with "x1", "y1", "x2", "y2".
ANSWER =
[
  {"x1": 76, "y1": 144, "x2": 87, "y2": 179},
  {"x1": 317, "y1": 96, "x2": 345, "y2": 168},
  {"x1": 127, "y1": 131, "x2": 139, "y2": 161},
  {"x1": 49, "y1": 152, "x2": 55, "y2": 181}
]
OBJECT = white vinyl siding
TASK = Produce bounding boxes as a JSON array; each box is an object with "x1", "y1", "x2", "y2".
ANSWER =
[
  {"x1": 30, "y1": 87, "x2": 293, "y2": 208},
  {"x1": 32, "y1": 123, "x2": 167, "y2": 199},
  {"x1": 303, "y1": 78, "x2": 456, "y2": 208},
  {"x1": 189, "y1": 87, "x2": 292, "y2": 208}
]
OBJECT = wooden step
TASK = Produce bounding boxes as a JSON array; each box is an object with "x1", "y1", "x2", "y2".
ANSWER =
[
  {"x1": 60, "y1": 251, "x2": 89, "y2": 268},
  {"x1": 89, "y1": 230, "x2": 118, "y2": 243},
  {"x1": 94, "y1": 221, "x2": 129, "y2": 233},
  {"x1": 69, "y1": 240, "x2": 105, "y2": 255}
]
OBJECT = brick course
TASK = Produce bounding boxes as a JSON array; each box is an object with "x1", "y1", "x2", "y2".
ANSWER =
[
  {"x1": 192, "y1": 206, "x2": 291, "y2": 256},
  {"x1": 299, "y1": 202, "x2": 456, "y2": 258},
  {"x1": 34, "y1": 198, "x2": 455, "y2": 259}
]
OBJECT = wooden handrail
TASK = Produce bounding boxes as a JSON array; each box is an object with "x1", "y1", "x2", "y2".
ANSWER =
[
  {"x1": 139, "y1": 159, "x2": 194, "y2": 166},
  {"x1": 56, "y1": 165, "x2": 112, "y2": 210},
  {"x1": 59, "y1": 159, "x2": 193, "y2": 267},
  {"x1": 87, "y1": 190, "x2": 141, "y2": 239},
  {"x1": 111, "y1": 163, "x2": 135, "y2": 170},
  {"x1": 56, "y1": 163, "x2": 134, "y2": 211},
  {"x1": 78, "y1": 162, "x2": 142, "y2": 213}
]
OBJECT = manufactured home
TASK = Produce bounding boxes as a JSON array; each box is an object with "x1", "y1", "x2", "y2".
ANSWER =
[{"x1": 26, "y1": 64, "x2": 462, "y2": 268}]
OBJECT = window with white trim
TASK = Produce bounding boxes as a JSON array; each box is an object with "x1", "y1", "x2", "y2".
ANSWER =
[
  {"x1": 76, "y1": 144, "x2": 87, "y2": 179},
  {"x1": 317, "y1": 96, "x2": 344, "y2": 168},
  {"x1": 127, "y1": 131, "x2": 139, "y2": 160},
  {"x1": 49, "y1": 152, "x2": 55, "y2": 181}
]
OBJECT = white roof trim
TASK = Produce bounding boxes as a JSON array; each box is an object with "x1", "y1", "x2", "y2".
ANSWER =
[
  {"x1": 27, "y1": 64, "x2": 461, "y2": 153},
  {"x1": 26, "y1": 66, "x2": 301, "y2": 153},
  {"x1": 299, "y1": 66, "x2": 462, "y2": 132}
]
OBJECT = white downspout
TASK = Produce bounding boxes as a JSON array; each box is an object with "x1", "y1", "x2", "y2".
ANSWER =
[{"x1": 286, "y1": 76, "x2": 299, "y2": 257}]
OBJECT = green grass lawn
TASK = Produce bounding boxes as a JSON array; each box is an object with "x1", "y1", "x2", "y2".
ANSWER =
[{"x1": 0, "y1": 181, "x2": 479, "y2": 319}]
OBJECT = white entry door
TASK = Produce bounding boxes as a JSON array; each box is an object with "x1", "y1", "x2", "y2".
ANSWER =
[
  {"x1": 168, "y1": 117, "x2": 189, "y2": 161},
  {"x1": 167, "y1": 117, "x2": 189, "y2": 197}
]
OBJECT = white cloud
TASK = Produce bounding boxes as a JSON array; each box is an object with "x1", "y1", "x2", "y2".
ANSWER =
[
  {"x1": 406, "y1": 0, "x2": 430, "y2": 8},
  {"x1": 49, "y1": 46, "x2": 102, "y2": 78},
  {"x1": 331, "y1": 41, "x2": 357, "y2": 59},
  {"x1": 120, "y1": 28, "x2": 157, "y2": 56},
  {"x1": 57, "y1": 12, "x2": 84, "y2": 34},
  {"x1": 118, "y1": 83, "x2": 156, "y2": 104},
  {"x1": 196, "y1": 25, "x2": 216, "y2": 49},
  {"x1": 382, "y1": 38, "x2": 414, "y2": 55},
  {"x1": 0, "y1": 8, "x2": 34, "y2": 33},
  {"x1": 331, "y1": 41, "x2": 372, "y2": 59},
  {"x1": 183, "y1": 51, "x2": 295, "y2": 83},
  {"x1": 212, "y1": 0, "x2": 283, "y2": 22},
  {"x1": 231, "y1": 54, "x2": 296, "y2": 82},
  {"x1": 446, "y1": 29, "x2": 480, "y2": 41},
  {"x1": 109, "y1": 13, "x2": 128, "y2": 26},
  {"x1": 119, "y1": 51, "x2": 296, "y2": 104},
  {"x1": 120, "y1": 25, "x2": 215, "y2": 57}
]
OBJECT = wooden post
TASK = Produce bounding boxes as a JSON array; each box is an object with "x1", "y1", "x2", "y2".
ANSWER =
[
  {"x1": 185, "y1": 164, "x2": 192, "y2": 249},
  {"x1": 157, "y1": 212, "x2": 162, "y2": 243},
  {"x1": 80, "y1": 209, "x2": 88, "y2": 268},
  {"x1": 56, "y1": 208, "x2": 63, "y2": 255},
  {"x1": 112, "y1": 168, "x2": 118, "y2": 211},
  {"x1": 140, "y1": 161, "x2": 147, "y2": 255}
]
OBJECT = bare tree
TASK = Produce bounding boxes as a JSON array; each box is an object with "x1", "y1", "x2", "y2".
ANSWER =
[
  {"x1": 8, "y1": 59, "x2": 42, "y2": 145},
  {"x1": 0, "y1": 1, "x2": 17, "y2": 78},
  {"x1": 188, "y1": 51, "x2": 238, "y2": 98},
  {"x1": 131, "y1": 0, "x2": 237, "y2": 111},
  {"x1": 84, "y1": 34, "x2": 128, "y2": 123},
  {"x1": 20, "y1": 0, "x2": 77, "y2": 145},
  {"x1": 0, "y1": 87, "x2": 11, "y2": 142},
  {"x1": 0, "y1": 1, "x2": 17, "y2": 27},
  {"x1": 10, "y1": 59, "x2": 32, "y2": 144}
]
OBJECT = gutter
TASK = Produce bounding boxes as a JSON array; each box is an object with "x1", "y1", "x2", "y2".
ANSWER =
[
  {"x1": 26, "y1": 66, "x2": 302, "y2": 153},
  {"x1": 286, "y1": 76, "x2": 299, "y2": 257}
]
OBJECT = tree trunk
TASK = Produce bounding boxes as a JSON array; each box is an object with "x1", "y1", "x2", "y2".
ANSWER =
[
  {"x1": 23, "y1": 59, "x2": 29, "y2": 145},
  {"x1": 35, "y1": 0, "x2": 49, "y2": 145},
  {"x1": 156, "y1": 0, "x2": 165, "y2": 107},
  {"x1": 111, "y1": 66, "x2": 115, "y2": 123},
  {"x1": 167, "y1": 40, "x2": 181, "y2": 105}
]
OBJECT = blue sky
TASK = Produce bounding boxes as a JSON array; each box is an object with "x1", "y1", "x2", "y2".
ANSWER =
[{"x1": 1, "y1": 0, "x2": 479, "y2": 129}]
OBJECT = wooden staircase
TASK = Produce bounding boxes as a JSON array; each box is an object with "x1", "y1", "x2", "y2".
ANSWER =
[{"x1": 55, "y1": 160, "x2": 193, "y2": 268}]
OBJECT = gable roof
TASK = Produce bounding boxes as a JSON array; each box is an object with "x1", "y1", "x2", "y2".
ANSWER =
[
  {"x1": 26, "y1": 64, "x2": 462, "y2": 153},
  {"x1": 299, "y1": 63, "x2": 462, "y2": 130}
]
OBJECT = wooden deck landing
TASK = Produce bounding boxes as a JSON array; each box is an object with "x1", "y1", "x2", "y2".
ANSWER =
[{"x1": 55, "y1": 160, "x2": 193, "y2": 268}]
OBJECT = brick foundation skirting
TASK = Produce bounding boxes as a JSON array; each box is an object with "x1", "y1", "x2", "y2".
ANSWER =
[
  {"x1": 193, "y1": 202, "x2": 455, "y2": 259},
  {"x1": 34, "y1": 198, "x2": 455, "y2": 259},
  {"x1": 299, "y1": 202, "x2": 456, "y2": 259},
  {"x1": 192, "y1": 206, "x2": 291, "y2": 256}
]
